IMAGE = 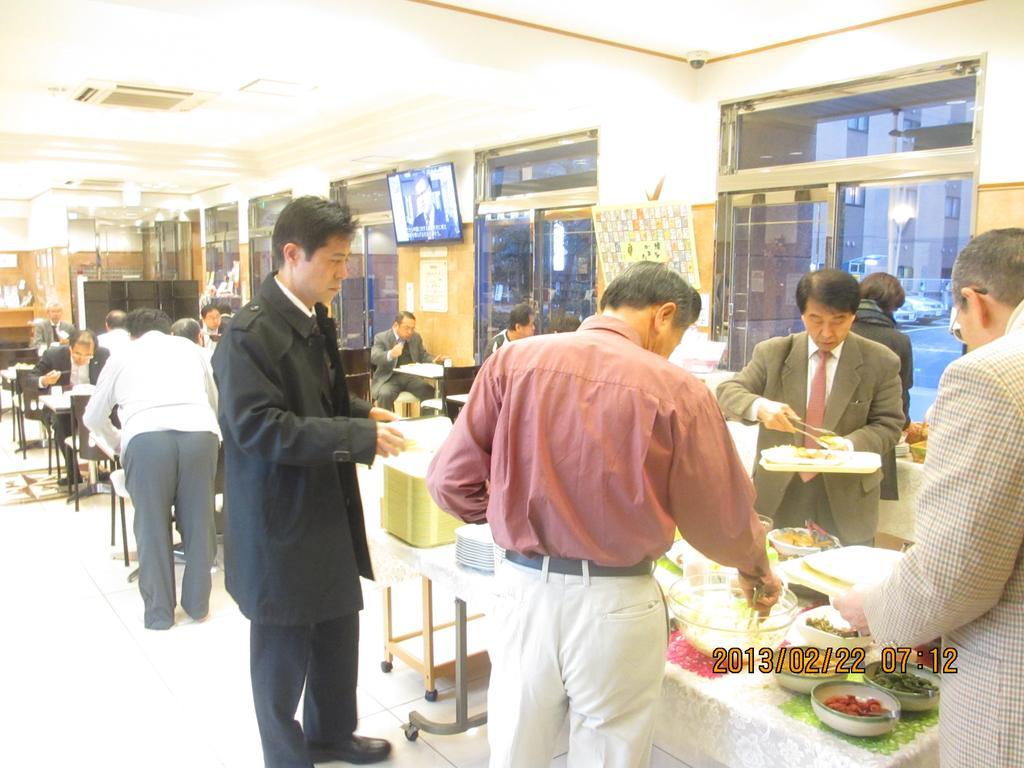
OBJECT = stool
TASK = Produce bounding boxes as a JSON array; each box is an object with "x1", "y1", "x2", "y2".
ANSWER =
[{"x1": 394, "y1": 391, "x2": 420, "y2": 419}]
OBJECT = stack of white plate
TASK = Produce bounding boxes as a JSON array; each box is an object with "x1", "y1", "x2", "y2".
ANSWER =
[{"x1": 455, "y1": 523, "x2": 503, "y2": 572}]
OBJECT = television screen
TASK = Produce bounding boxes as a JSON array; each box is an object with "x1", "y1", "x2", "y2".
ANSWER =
[{"x1": 387, "y1": 162, "x2": 463, "y2": 245}]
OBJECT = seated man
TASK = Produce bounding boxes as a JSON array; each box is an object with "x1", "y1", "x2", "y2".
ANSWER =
[
  {"x1": 32, "y1": 300, "x2": 76, "y2": 349},
  {"x1": 200, "y1": 304, "x2": 221, "y2": 351},
  {"x1": 484, "y1": 302, "x2": 535, "y2": 360},
  {"x1": 32, "y1": 329, "x2": 110, "y2": 484},
  {"x1": 97, "y1": 309, "x2": 130, "y2": 358},
  {"x1": 370, "y1": 311, "x2": 443, "y2": 411},
  {"x1": 716, "y1": 269, "x2": 904, "y2": 545}
]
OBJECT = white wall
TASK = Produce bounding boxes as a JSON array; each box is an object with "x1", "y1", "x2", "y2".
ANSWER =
[
  {"x1": 0, "y1": 217, "x2": 28, "y2": 249},
  {"x1": 688, "y1": 0, "x2": 1024, "y2": 200}
]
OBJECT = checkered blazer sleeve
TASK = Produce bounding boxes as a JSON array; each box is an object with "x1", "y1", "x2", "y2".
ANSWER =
[{"x1": 863, "y1": 351, "x2": 1024, "y2": 646}]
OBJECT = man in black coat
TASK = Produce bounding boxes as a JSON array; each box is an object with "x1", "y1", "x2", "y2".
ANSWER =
[
  {"x1": 32, "y1": 328, "x2": 109, "y2": 483},
  {"x1": 213, "y1": 196, "x2": 405, "y2": 768}
]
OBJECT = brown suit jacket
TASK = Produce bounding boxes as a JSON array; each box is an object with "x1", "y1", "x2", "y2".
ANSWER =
[{"x1": 716, "y1": 332, "x2": 904, "y2": 543}]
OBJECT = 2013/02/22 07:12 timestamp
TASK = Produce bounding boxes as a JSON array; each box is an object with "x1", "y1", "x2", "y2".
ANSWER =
[{"x1": 710, "y1": 645, "x2": 959, "y2": 675}]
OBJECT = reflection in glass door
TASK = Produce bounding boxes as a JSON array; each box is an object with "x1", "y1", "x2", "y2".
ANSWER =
[
  {"x1": 330, "y1": 224, "x2": 399, "y2": 349},
  {"x1": 475, "y1": 208, "x2": 596, "y2": 360},
  {"x1": 721, "y1": 189, "x2": 831, "y2": 370},
  {"x1": 476, "y1": 212, "x2": 534, "y2": 360},
  {"x1": 837, "y1": 177, "x2": 972, "y2": 419},
  {"x1": 539, "y1": 208, "x2": 596, "y2": 333}
]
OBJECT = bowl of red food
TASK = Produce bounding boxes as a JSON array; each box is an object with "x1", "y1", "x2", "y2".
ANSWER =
[{"x1": 810, "y1": 681, "x2": 900, "y2": 737}]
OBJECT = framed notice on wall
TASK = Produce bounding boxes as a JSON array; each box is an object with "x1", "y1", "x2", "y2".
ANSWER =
[
  {"x1": 419, "y1": 257, "x2": 448, "y2": 313},
  {"x1": 591, "y1": 201, "x2": 700, "y2": 288}
]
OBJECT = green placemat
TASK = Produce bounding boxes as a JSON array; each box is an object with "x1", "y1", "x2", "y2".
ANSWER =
[{"x1": 779, "y1": 683, "x2": 939, "y2": 755}]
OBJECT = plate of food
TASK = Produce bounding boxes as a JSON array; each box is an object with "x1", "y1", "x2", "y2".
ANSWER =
[
  {"x1": 761, "y1": 445, "x2": 844, "y2": 466},
  {"x1": 797, "y1": 605, "x2": 872, "y2": 649},
  {"x1": 767, "y1": 527, "x2": 840, "y2": 557}
]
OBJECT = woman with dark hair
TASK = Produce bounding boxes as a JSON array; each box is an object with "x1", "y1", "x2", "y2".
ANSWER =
[{"x1": 852, "y1": 272, "x2": 913, "y2": 425}]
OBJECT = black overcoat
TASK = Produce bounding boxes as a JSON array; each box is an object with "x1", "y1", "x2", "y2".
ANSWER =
[{"x1": 212, "y1": 275, "x2": 377, "y2": 625}]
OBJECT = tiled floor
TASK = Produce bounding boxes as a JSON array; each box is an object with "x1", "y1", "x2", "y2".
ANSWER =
[{"x1": 0, "y1": 411, "x2": 690, "y2": 767}]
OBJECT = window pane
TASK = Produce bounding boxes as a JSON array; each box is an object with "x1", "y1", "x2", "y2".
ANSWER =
[
  {"x1": 330, "y1": 178, "x2": 391, "y2": 216},
  {"x1": 838, "y1": 178, "x2": 972, "y2": 420},
  {"x1": 484, "y1": 139, "x2": 598, "y2": 199},
  {"x1": 737, "y1": 76, "x2": 976, "y2": 170}
]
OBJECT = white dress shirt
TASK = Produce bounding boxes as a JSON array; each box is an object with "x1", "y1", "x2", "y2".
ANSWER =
[
  {"x1": 83, "y1": 331, "x2": 220, "y2": 456},
  {"x1": 97, "y1": 328, "x2": 131, "y2": 359},
  {"x1": 70, "y1": 360, "x2": 90, "y2": 387},
  {"x1": 275, "y1": 276, "x2": 314, "y2": 318}
]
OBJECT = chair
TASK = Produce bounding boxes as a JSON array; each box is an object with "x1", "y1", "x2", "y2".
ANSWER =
[
  {"x1": 68, "y1": 394, "x2": 109, "y2": 511},
  {"x1": 14, "y1": 368, "x2": 57, "y2": 474},
  {"x1": 109, "y1": 465, "x2": 131, "y2": 568},
  {"x1": 345, "y1": 372, "x2": 372, "y2": 403},
  {"x1": 339, "y1": 346, "x2": 371, "y2": 376},
  {"x1": 440, "y1": 365, "x2": 479, "y2": 421}
]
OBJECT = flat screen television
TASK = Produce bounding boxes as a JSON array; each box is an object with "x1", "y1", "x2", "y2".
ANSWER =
[{"x1": 387, "y1": 162, "x2": 463, "y2": 245}]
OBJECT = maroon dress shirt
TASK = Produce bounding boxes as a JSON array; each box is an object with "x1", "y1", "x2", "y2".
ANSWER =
[{"x1": 426, "y1": 316, "x2": 770, "y2": 576}]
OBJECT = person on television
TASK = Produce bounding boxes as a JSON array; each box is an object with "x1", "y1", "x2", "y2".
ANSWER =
[{"x1": 410, "y1": 173, "x2": 459, "y2": 240}]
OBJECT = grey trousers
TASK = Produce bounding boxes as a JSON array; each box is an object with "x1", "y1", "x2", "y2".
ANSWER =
[
  {"x1": 373, "y1": 373, "x2": 435, "y2": 411},
  {"x1": 123, "y1": 430, "x2": 218, "y2": 630}
]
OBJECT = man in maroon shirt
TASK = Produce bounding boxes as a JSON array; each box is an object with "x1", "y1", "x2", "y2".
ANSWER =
[{"x1": 427, "y1": 262, "x2": 780, "y2": 767}]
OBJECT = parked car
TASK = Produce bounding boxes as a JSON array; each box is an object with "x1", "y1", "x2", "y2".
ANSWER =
[
  {"x1": 903, "y1": 295, "x2": 946, "y2": 323},
  {"x1": 893, "y1": 306, "x2": 918, "y2": 324}
]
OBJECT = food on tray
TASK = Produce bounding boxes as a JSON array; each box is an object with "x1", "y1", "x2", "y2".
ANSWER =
[
  {"x1": 824, "y1": 695, "x2": 891, "y2": 717},
  {"x1": 772, "y1": 527, "x2": 838, "y2": 550},
  {"x1": 910, "y1": 440, "x2": 928, "y2": 463},
  {"x1": 806, "y1": 616, "x2": 859, "y2": 638},
  {"x1": 761, "y1": 445, "x2": 844, "y2": 465},
  {"x1": 816, "y1": 434, "x2": 848, "y2": 450},
  {"x1": 870, "y1": 671, "x2": 939, "y2": 695},
  {"x1": 905, "y1": 422, "x2": 929, "y2": 446}
]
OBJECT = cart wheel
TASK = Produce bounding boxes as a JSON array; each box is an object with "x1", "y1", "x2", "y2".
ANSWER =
[
  {"x1": 424, "y1": 689, "x2": 438, "y2": 702},
  {"x1": 380, "y1": 660, "x2": 393, "y2": 673},
  {"x1": 404, "y1": 724, "x2": 419, "y2": 741}
]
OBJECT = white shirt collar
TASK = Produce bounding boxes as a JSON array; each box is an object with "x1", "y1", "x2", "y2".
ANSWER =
[
  {"x1": 275, "y1": 276, "x2": 314, "y2": 318},
  {"x1": 807, "y1": 337, "x2": 844, "y2": 360}
]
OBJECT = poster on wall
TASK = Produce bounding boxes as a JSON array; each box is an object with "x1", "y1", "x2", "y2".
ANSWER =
[
  {"x1": 419, "y1": 258, "x2": 448, "y2": 313},
  {"x1": 591, "y1": 201, "x2": 700, "y2": 289}
]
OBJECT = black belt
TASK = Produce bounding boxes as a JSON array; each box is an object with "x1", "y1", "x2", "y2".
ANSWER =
[{"x1": 505, "y1": 550, "x2": 652, "y2": 577}]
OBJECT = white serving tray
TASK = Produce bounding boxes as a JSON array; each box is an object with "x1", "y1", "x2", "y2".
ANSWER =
[{"x1": 759, "y1": 450, "x2": 881, "y2": 474}]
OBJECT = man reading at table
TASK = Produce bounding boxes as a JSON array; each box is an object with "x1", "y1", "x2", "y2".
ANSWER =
[
  {"x1": 32, "y1": 328, "x2": 109, "y2": 484},
  {"x1": 370, "y1": 311, "x2": 443, "y2": 411},
  {"x1": 427, "y1": 262, "x2": 780, "y2": 768}
]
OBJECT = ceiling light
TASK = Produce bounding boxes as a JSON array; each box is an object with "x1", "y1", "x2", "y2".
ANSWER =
[
  {"x1": 789, "y1": 151, "x2": 803, "y2": 156},
  {"x1": 240, "y1": 79, "x2": 316, "y2": 97},
  {"x1": 946, "y1": 100, "x2": 967, "y2": 105},
  {"x1": 759, "y1": 155, "x2": 773, "y2": 160},
  {"x1": 133, "y1": 219, "x2": 143, "y2": 226}
]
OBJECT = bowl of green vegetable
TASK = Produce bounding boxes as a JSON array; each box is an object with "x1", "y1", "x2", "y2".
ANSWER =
[{"x1": 863, "y1": 661, "x2": 941, "y2": 712}]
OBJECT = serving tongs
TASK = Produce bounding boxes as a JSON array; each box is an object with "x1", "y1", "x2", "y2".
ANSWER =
[
  {"x1": 790, "y1": 417, "x2": 837, "y2": 437},
  {"x1": 789, "y1": 426, "x2": 835, "y2": 450}
]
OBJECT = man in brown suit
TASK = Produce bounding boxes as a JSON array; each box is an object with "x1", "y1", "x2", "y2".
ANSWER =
[{"x1": 717, "y1": 269, "x2": 904, "y2": 544}]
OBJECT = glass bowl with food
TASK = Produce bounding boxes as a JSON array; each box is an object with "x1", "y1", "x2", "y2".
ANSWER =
[{"x1": 666, "y1": 573, "x2": 799, "y2": 657}]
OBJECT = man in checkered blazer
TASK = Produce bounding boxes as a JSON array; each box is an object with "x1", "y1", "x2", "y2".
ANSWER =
[{"x1": 837, "y1": 228, "x2": 1024, "y2": 767}]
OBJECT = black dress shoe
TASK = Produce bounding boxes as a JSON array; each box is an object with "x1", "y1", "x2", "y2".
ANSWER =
[{"x1": 307, "y1": 734, "x2": 392, "y2": 764}]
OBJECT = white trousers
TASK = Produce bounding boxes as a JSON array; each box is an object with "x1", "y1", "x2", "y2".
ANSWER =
[{"x1": 486, "y1": 559, "x2": 669, "y2": 768}]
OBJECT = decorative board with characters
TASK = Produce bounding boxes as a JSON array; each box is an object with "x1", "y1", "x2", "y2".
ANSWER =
[{"x1": 591, "y1": 201, "x2": 701, "y2": 288}]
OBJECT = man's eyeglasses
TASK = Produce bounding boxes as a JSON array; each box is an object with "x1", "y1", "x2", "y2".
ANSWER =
[{"x1": 948, "y1": 286, "x2": 989, "y2": 342}]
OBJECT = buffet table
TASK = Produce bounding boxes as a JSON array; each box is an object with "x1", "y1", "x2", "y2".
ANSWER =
[{"x1": 366, "y1": 526, "x2": 938, "y2": 766}]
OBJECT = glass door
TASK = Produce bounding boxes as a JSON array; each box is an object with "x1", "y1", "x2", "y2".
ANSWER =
[
  {"x1": 248, "y1": 192, "x2": 291, "y2": 297},
  {"x1": 538, "y1": 207, "x2": 596, "y2": 333},
  {"x1": 330, "y1": 223, "x2": 398, "y2": 348},
  {"x1": 475, "y1": 207, "x2": 597, "y2": 359},
  {"x1": 475, "y1": 211, "x2": 534, "y2": 360},
  {"x1": 718, "y1": 188, "x2": 832, "y2": 370},
  {"x1": 837, "y1": 177, "x2": 972, "y2": 419}
]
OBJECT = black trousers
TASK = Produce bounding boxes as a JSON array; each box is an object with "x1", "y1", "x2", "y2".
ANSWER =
[
  {"x1": 51, "y1": 413, "x2": 79, "y2": 481},
  {"x1": 250, "y1": 612, "x2": 360, "y2": 768}
]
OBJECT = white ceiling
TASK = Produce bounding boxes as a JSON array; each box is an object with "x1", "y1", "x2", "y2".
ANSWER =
[{"x1": 0, "y1": 0, "x2": 967, "y2": 201}]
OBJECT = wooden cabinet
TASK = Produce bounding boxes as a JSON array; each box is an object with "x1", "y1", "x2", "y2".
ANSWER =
[{"x1": 0, "y1": 307, "x2": 36, "y2": 345}]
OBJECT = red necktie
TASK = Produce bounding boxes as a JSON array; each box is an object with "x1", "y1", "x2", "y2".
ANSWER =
[{"x1": 801, "y1": 349, "x2": 830, "y2": 483}]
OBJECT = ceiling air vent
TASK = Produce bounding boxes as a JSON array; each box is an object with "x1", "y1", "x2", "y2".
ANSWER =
[
  {"x1": 71, "y1": 81, "x2": 212, "y2": 112},
  {"x1": 64, "y1": 179, "x2": 124, "y2": 190}
]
